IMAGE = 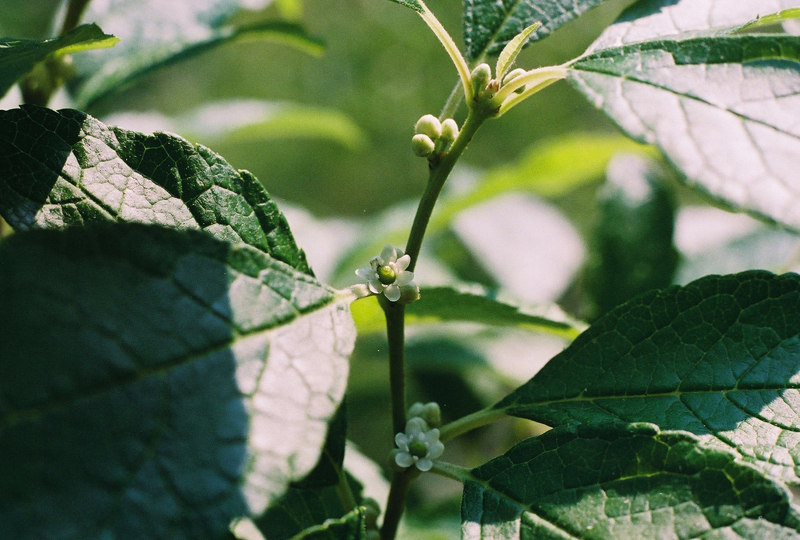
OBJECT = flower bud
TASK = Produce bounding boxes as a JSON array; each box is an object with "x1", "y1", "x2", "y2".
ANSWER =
[
  {"x1": 440, "y1": 118, "x2": 459, "y2": 144},
  {"x1": 420, "y1": 402, "x2": 441, "y2": 428},
  {"x1": 411, "y1": 133, "x2": 436, "y2": 157},
  {"x1": 414, "y1": 114, "x2": 442, "y2": 140},
  {"x1": 362, "y1": 498, "x2": 381, "y2": 530},
  {"x1": 470, "y1": 63, "x2": 492, "y2": 97},
  {"x1": 503, "y1": 68, "x2": 528, "y2": 94}
]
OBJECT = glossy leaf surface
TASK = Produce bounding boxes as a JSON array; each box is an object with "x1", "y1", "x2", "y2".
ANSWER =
[
  {"x1": 496, "y1": 271, "x2": 800, "y2": 483},
  {"x1": 569, "y1": 34, "x2": 800, "y2": 231},
  {"x1": 0, "y1": 106, "x2": 312, "y2": 274},
  {"x1": 0, "y1": 23, "x2": 116, "y2": 99},
  {"x1": 462, "y1": 423, "x2": 800, "y2": 539},
  {"x1": 0, "y1": 224, "x2": 356, "y2": 539}
]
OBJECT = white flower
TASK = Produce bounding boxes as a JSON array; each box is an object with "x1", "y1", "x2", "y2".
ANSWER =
[
  {"x1": 355, "y1": 244, "x2": 419, "y2": 303},
  {"x1": 393, "y1": 417, "x2": 444, "y2": 472}
]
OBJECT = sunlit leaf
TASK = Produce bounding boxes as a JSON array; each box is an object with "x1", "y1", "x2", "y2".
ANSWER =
[
  {"x1": 70, "y1": 0, "x2": 322, "y2": 107},
  {"x1": 496, "y1": 271, "x2": 800, "y2": 483},
  {"x1": 461, "y1": 423, "x2": 800, "y2": 539},
  {"x1": 383, "y1": 0, "x2": 423, "y2": 13},
  {"x1": 0, "y1": 23, "x2": 117, "y2": 99},
  {"x1": 0, "y1": 106, "x2": 312, "y2": 275},
  {"x1": 570, "y1": 33, "x2": 800, "y2": 231},
  {"x1": 0, "y1": 224, "x2": 356, "y2": 539}
]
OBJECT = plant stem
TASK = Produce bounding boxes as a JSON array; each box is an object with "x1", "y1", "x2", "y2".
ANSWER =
[
  {"x1": 405, "y1": 108, "x2": 488, "y2": 271},
  {"x1": 382, "y1": 296, "x2": 407, "y2": 436},
  {"x1": 380, "y1": 469, "x2": 412, "y2": 540},
  {"x1": 60, "y1": 0, "x2": 93, "y2": 35},
  {"x1": 439, "y1": 407, "x2": 508, "y2": 442},
  {"x1": 430, "y1": 461, "x2": 473, "y2": 484}
]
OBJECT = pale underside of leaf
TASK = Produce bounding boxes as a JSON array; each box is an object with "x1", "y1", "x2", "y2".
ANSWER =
[
  {"x1": 0, "y1": 105, "x2": 312, "y2": 274},
  {"x1": 569, "y1": 36, "x2": 800, "y2": 231},
  {"x1": 495, "y1": 271, "x2": 800, "y2": 484},
  {"x1": 461, "y1": 423, "x2": 800, "y2": 540},
  {"x1": 463, "y1": 0, "x2": 611, "y2": 61},
  {"x1": 588, "y1": 0, "x2": 800, "y2": 53},
  {"x1": 0, "y1": 225, "x2": 356, "y2": 540}
]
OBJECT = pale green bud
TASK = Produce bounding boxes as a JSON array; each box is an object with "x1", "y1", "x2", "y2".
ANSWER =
[
  {"x1": 420, "y1": 402, "x2": 441, "y2": 428},
  {"x1": 411, "y1": 133, "x2": 435, "y2": 157},
  {"x1": 503, "y1": 68, "x2": 528, "y2": 94},
  {"x1": 415, "y1": 114, "x2": 442, "y2": 140},
  {"x1": 470, "y1": 63, "x2": 492, "y2": 97},
  {"x1": 440, "y1": 118, "x2": 459, "y2": 144}
]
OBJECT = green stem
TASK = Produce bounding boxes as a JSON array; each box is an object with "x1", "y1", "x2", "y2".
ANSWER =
[
  {"x1": 382, "y1": 296, "x2": 407, "y2": 436},
  {"x1": 60, "y1": 0, "x2": 93, "y2": 35},
  {"x1": 430, "y1": 461, "x2": 472, "y2": 484},
  {"x1": 439, "y1": 407, "x2": 508, "y2": 442},
  {"x1": 405, "y1": 108, "x2": 489, "y2": 271},
  {"x1": 380, "y1": 470, "x2": 412, "y2": 540}
]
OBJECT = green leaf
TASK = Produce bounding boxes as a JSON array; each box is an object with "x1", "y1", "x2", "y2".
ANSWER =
[
  {"x1": 495, "y1": 271, "x2": 800, "y2": 483},
  {"x1": 291, "y1": 403, "x2": 348, "y2": 489},
  {"x1": 351, "y1": 285, "x2": 585, "y2": 338},
  {"x1": 739, "y1": 8, "x2": 800, "y2": 32},
  {"x1": 0, "y1": 23, "x2": 117, "y2": 99},
  {"x1": 569, "y1": 34, "x2": 800, "y2": 231},
  {"x1": 0, "y1": 105, "x2": 313, "y2": 275},
  {"x1": 461, "y1": 423, "x2": 800, "y2": 539},
  {"x1": 0, "y1": 224, "x2": 356, "y2": 539},
  {"x1": 589, "y1": 0, "x2": 800, "y2": 52},
  {"x1": 495, "y1": 22, "x2": 541, "y2": 80},
  {"x1": 463, "y1": 0, "x2": 612, "y2": 61},
  {"x1": 583, "y1": 154, "x2": 678, "y2": 319},
  {"x1": 70, "y1": 0, "x2": 322, "y2": 107},
  {"x1": 383, "y1": 0, "x2": 424, "y2": 13},
  {"x1": 288, "y1": 507, "x2": 367, "y2": 540}
]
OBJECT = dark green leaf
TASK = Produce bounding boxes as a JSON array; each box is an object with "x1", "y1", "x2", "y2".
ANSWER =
[
  {"x1": 70, "y1": 0, "x2": 322, "y2": 107},
  {"x1": 463, "y1": 0, "x2": 611, "y2": 61},
  {"x1": 462, "y1": 423, "x2": 800, "y2": 539},
  {"x1": 495, "y1": 271, "x2": 800, "y2": 483},
  {"x1": 583, "y1": 154, "x2": 678, "y2": 318},
  {"x1": 569, "y1": 34, "x2": 800, "y2": 231},
  {"x1": 0, "y1": 224, "x2": 356, "y2": 540},
  {"x1": 289, "y1": 507, "x2": 367, "y2": 540},
  {"x1": 0, "y1": 105, "x2": 312, "y2": 275},
  {"x1": 384, "y1": 0, "x2": 423, "y2": 13},
  {"x1": 0, "y1": 23, "x2": 116, "y2": 99}
]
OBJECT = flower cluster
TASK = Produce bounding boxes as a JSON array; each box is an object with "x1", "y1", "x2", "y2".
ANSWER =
[
  {"x1": 355, "y1": 244, "x2": 419, "y2": 303},
  {"x1": 411, "y1": 114, "x2": 459, "y2": 159},
  {"x1": 393, "y1": 416, "x2": 444, "y2": 472}
]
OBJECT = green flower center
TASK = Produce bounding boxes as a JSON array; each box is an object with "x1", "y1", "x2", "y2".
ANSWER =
[
  {"x1": 408, "y1": 440, "x2": 428, "y2": 458},
  {"x1": 378, "y1": 265, "x2": 397, "y2": 285}
]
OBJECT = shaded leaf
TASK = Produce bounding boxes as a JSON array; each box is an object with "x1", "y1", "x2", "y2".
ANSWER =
[
  {"x1": 351, "y1": 286, "x2": 584, "y2": 339},
  {"x1": 0, "y1": 23, "x2": 117, "y2": 99},
  {"x1": 569, "y1": 34, "x2": 800, "y2": 231},
  {"x1": 384, "y1": 0, "x2": 423, "y2": 13},
  {"x1": 495, "y1": 271, "x2": 800, "y2": 483},
  {"x1": 462, "y1": 423, "x2": 800, "y2": 539},
  {"x1": 289, "y1": 507, "x2": 367, "y2": 540},
  {"x1": 291, "y1": 403, "x2": 348, "y2": 490},
  {"x1": 71, "y1": 0, "x2": 321, "y2": 107},
  {"x1": 0, "y1": 224, "x2": 356, "y2": 539},
  {"x1": 583, "y1": 154, "x2": 678, "y2": 318},
  {"x1": 0, "y1": 105, "x2": 312, "y2": 274},
  {"x1": 463, "y1": 0, "x2": 612, "y2": 61}
]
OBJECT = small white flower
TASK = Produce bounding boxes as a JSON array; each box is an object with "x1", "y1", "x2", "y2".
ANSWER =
[
  {"x1": 355, "y1": 244, "x2": 419, "y2": 303},
  {"x1": 393, "y1": 417, "x2": 444, "y2": 472}
]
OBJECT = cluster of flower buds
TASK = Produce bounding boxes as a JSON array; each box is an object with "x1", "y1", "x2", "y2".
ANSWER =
[
  {"x1": 411, "y1": 114, "x2": 459, "y2": 159},
  {"x1": 392, "y1": 402, "x2": 444, "y2": 472}
]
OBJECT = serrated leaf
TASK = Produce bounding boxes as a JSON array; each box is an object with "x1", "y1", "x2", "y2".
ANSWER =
[
  {"x1": 70, "y1": 0, "x2": 322, "y2": 107},
  {"x1": 463, "y1": 0, "x2": 611, "y2": 62},
  {"x1": 495, "y1": 22, "x2": 541, "y2": 80},
  {"x1": 289, "y1": 507, "x2": 367, "y2": 540},
  {"x1": 495, "y1": 271, "x2": 800, "y2": 483},
  {"x1": 351, "y1": 285, "x2": 585, "y2": 338},
  {"x1": 583, "y1": 154, "x2": 678, "y2": 318},
  {"x1": 0, "y1": 105, "x2": 313, "y2": 275},
  {"x1": 461, "y1": 423, "x2": 800, "y2": 539},
  {"x1": 740, "y1": 8, "x2": 800, "y2": 32},
  {"x1": 384, "y1": 0, "x2": 424, "y2": 13},
  {"x1": 589, "y1": 0, "x2": 800, "y2": 52},
  {"x1": 0, "y1": 23, "x2": 117, "y2": 99},
  {"x1": 569, "y1": 34, "x2": 800, "y2": 231},
  {"x1": 0, "y1": 224, "x2": 356, "y2": 540}
]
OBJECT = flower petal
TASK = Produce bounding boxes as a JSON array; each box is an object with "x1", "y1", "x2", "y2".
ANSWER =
[
  {"x1": 428, "y1": 440, "x2": 445, "y2": 459},
  {"x1": 395, "y1": 432, "x2": 410, "y2": 449},
  {"x1": 395, "y1": 452, "x2": 415, "y2": 468},
  {"x1": 396, "y1": 272, "x2": 414, "y2": 286},
  {"x1": 381, "y1": 245, "x2": 396, "y2": 263},
  {"x1": 416, "y1": 458, "x2": 433, "y2": 472},
  {"x1": 368, "y1": 280, "x2": 384, "y2": 294},
  {"x1": 384, "y1": 284, "x2": 401, "y2": 302},
  {"x1": 396, "y1": 254, "x2": 411, "y2": 271},
  {"x1": 356, "y1": 267, "x2": 376, "y2": 280},
  {"x1": 406, "y1": 417, "x2": 427, "y2": 436}
]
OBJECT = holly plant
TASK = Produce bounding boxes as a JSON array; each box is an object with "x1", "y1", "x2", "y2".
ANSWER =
[{"x1": 2, "y1": 0, "x2": 800, "y2": 539}]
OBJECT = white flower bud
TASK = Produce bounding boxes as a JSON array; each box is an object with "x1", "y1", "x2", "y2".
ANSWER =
[
  {"x1": 470, "y1": 63, "x2": 492, "y2": 97},
  {"x1": 440, "y1": 118, "x2": 459, "y2": 144},
  {"x1": 414, "y1": 114, "x2": 442, "y2": 140},
  {"x1": 411, "y1": 133, "x2": 436, "y2": 157}
]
